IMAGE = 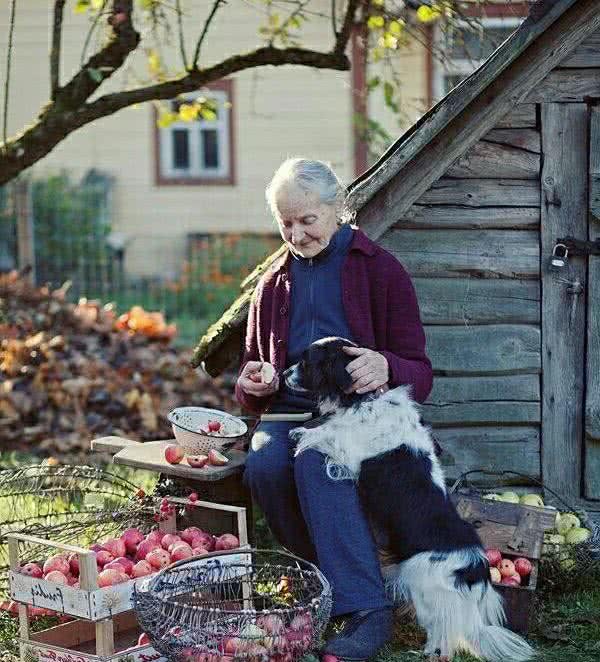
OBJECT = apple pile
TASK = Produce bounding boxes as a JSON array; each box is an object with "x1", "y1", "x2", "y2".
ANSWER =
[
  {"x1": 482, "y1": 491, "x2": 593, "y2": 570},
  {"x1": 177, "y1": 610, "x2": 314, "y2": 662},
  {"x1": 17, "y1": 526, "x2": 240, "y2": 589},
  {"x1": 165, "y1": 443, "x2": 230, "y2": 470},
  {"x1": 485, "y1": 549, "x2": 533, "y2": 587}
]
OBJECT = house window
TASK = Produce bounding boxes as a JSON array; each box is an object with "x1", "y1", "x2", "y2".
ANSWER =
[
  {"x1": 433, "y1": 17, "x2": 524, "y2": 100},
  {"x1": 155, "y1": 80, "x2": 235, "y2": 185}
]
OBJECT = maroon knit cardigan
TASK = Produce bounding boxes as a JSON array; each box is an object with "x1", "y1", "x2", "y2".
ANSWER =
[{"x1": 235, "y1": 228, "x2": 433, "y2": 414}]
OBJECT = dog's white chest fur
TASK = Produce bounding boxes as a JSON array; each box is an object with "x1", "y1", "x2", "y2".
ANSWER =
[{"x1": 290, "y1": 385, "x2": 446, "y2": 492}]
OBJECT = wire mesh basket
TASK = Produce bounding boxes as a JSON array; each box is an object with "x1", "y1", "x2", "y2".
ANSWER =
[
  {"x1": 450, "y1": 470, "x2": 600, "y2": 591},
  {"x1": 133, "y1": 548, "x2": 332, "y2": 662}
]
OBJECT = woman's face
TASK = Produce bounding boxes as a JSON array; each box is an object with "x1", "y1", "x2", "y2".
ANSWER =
[{"x1": 274, "y1": 183, "x2": 339, "y2": 258}]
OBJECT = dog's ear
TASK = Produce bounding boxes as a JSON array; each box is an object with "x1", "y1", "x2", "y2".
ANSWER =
[{"x1": 332, "y1": 353, "x2": 353, "y2": 392}]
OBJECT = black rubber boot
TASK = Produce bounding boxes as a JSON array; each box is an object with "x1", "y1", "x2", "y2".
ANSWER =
[{"x1": 322, "y1": 607, "x2": 394, "y2": 661}]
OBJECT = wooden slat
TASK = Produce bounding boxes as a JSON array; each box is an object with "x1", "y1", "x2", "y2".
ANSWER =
[
  {"x1": 423, "y1": 374, "x2": 540, "y2": 426},
  {"x1": 541, "y1": 103, "x2": 588, "y2": 499},
  {"x1": 559, "y1": 31, "x2": 600, "y2": 67},
  {"x1": 396, "y1": 205, "x2": 539, "y2": 230},
  {"x1": 417, "y1": 179, "x2": 540, "y2": 207},
  {"x1": 426, "y1": 325, "x2": 541, "y2": 376},
  {"x1": 585, "y1": 106, "x2": 600, "y2": 499},
  {"x1": 380, "y1": 229, "x2": 539, "y2": 279},
  {"x1": 428, "y1": 375, "x2": 540, "y2": 403},
  {"x1": 353, "y1": 1, "x2": 600, "y2": 240},
  {"x1": 446, "y1": 141, "x2": 540, "y2": 179},
  {"x1": 482, "y1": 128, "x2": 541, "y2": 153},
  {"x1": 414, "y1": 278, "x2": 540, "y2": 325},
  {"x1": 435, "y1": 426, "x2": 540, "y2": 482},
  {"x1": 525, "y1": 69, "x2": 600, "y2": 102},
  {"x1": 494, "y1": 104, "x2": 537, "y2": 129},
  {"x1": 422, "y1": 400, "x2": 539, "y2": 426}
]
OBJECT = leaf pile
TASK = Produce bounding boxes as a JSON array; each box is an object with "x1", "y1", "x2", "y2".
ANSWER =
[{"x1": 0, "y1": 271, "x2": 237, "y2": 462}]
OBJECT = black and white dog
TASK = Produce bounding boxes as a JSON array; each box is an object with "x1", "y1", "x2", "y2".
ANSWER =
[{"x1": 285, "y1": 337, "x2": 534, "y2": 662}]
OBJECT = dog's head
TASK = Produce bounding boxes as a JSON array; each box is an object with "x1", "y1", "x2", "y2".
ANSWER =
[{"x1": 283, "y1": 337, "x2": 360, "y2": 407}]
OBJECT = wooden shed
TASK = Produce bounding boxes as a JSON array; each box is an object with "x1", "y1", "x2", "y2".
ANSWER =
[{"x1": 192, "y1": 0, "x2": 600, "y2": 514}]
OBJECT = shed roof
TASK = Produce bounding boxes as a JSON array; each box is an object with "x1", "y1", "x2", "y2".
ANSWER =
[{"x1": 191, "y1": 0, "x2": 589, "y2": 373}]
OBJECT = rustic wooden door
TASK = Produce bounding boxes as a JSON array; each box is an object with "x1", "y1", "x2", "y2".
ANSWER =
[
  {"x1": 541, "y1": 103, "x2": 600, "y2": 501},
  {"x1": 584, "y1": 107, "x2": 600, "y2": 500}
]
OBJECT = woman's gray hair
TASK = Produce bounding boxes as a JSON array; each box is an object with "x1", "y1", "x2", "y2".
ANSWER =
[{"x1": 265, "y1": 158, "x2": 355, "y2": 224}]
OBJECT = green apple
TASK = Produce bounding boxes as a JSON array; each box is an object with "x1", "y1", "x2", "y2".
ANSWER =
[
  {"x1": 557, "y1": 513, "x2": 581, "y2": 536},
  {"x1": 498, "y1": 491, "x2": 520, "y2": 504},
  {"x1": 544, "y1": 533, "x2": 565, "y2": 545},
  {"x1": 565, "y1": 527, "x2": 591, "y2": 545},
  {"x1": 519, "y1": 494, "x2": 545, "y2": 508},
  {"x1": 483, "y1": 493, "x2": 501, "y2": 501}
]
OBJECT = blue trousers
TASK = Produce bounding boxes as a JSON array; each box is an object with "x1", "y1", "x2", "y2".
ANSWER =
[{"x1": 243, "y1": 421, "x2": 392, "y2": 617}]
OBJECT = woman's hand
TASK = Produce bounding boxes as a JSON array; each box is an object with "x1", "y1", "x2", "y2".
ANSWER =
[
  {"x1": 342, "y1": 346, "x2": 389, "y2": 394},
  {"x1": 238, "y1": 361, "x2": 279, "y2": 397}
]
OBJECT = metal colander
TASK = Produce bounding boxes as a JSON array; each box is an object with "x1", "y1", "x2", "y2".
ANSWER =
[
  {"x1": 133, "y1": 548, "x2": 332, "y2": 662},
  {"x1": 167, "y1": 407, "x2": 248, "y2": 455}
]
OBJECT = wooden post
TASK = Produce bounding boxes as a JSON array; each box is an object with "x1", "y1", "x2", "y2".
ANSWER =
[
  {"x1": 585, "y1": 107, "x2": 600, "y2": 499},
  {"x1": 540, "y1": 103, "x2": 588, "y2": 498},
  {"x1": 79, "y1": 550, "x2": 114, "y2": 657},
  {"x1": 14, "y1": 178, "x2": 35, "y2": 283},
  {"x1": 7, "y1": 537, "x2": 30, "y2": 645}
]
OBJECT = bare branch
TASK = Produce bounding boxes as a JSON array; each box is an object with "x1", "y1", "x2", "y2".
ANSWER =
[
  {"x1": 2, "y1": 0, "x2": 17, "y2": 152},
  {"x1": 331, "y1": 0, "x2": 338, "y2": 37},
  {"x1": 175, "y1": 0, "x2": 189, "y2": 70},
  {"x1": 50, "y1": 0, "x2": 67, "y2": 99},
  {"x1": 193, "y1": 0, "x2": 226, "y2": 69},
  {"x1": 333, "y1": 0, "x2": 361, "y2": 57},
  {"x1": 81, "y1": 0, "x2": 110, "y2": 67}
]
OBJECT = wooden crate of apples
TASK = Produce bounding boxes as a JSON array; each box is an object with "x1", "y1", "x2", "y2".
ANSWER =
[
  {"x1": 452, "y1": 494, "x2": 557, "y2": 633},
  {"x1": 7, "y1": 495, "x2": 248, "y2": 661}
]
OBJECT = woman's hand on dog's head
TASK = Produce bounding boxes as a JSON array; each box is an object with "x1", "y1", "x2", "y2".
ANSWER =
[
  {"x1": 342, "y1": 346, "x2": 389, "y2": 394},
  {"x1": 238, "y1": 361, "x2": 280, "y2": 397}
]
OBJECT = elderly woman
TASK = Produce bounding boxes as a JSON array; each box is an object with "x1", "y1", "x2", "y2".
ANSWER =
[{"x1": 236, "y1": 158, "x2": 433, "y2": 660}]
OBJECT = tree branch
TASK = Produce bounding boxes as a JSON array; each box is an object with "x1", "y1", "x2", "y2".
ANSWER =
[
  {"x1": 175, "y1": 0, "x2": 188, "y2": 70},
  {"x1": 333, "y1": 0, "x2": 361, "y2": 57},
  {"x1": 50, "y1": 0, "x2": 67, "y2": 99},
  {"x1": 193, "y1": 0, "x2": 226, "y2": 69},
  {"x1": 2, "y1": 0, "x2": 17, "y2": 152}
]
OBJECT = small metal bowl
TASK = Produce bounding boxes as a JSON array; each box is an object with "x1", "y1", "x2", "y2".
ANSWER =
[{"x1": 167, "y1": 407, "x2": 247, "y2": 456}]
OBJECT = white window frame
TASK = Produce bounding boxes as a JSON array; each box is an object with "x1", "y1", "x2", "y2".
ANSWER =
[
  {"x1": 159, "y1": 89, "x2": 230, "y2": 180},
  {"x1": 432, "y1": 16, "x2": 524, "y2": 102}
]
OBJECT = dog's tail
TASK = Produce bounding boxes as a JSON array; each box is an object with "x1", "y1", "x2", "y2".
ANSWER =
[
  {"x1": 383, "y1": 550, "x2": 536, "y2": 662},
  {"x1": 476, "y1": 585, "x2": 536, "y2": 662}
]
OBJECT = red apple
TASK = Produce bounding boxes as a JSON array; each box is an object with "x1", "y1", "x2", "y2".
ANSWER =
[
  {"x1": 95, "y1": 550, "x2": 115, "y2": 568},
  {"x1": 135, "y1": 540, "x2": 159, "y2": 562},
  {"x1": 215, "y1": 533, "x2": 239, "y2": 550},
  {"x1": 187, "y1": 455, "x2": 209, "y2": 468},
  {"x1": 485, "y1": 548, "x2": 502, "y2": 567},
  {"x1": 146, "y1": 529, "x2": 166, "y2": 545},
  {"x1": 208, "y1": 449, "x2": 229, "y2": 466},
  {"x1": 132, "y1": 560, "x2": 154, "y2": 578},
  {"x1": 20, "y1": 563, "x2": 43, "y2": 579},
  {"x1": 514, "y1": 557, "x2": 532, "y2": 578},
  {"x1": 188, "y1": 492, "x2": 199, "y2": 502},
  {"x1": 98, "y1": 568, "x2": 127, "y2": 587},
  {"x1": 181, "y1": 527, "x2": 203, "y2": 544},
  {"x1": 121, "y1": 528, "x2": 144, "y2": 554},
  {"x1": 103, "y1": 538, "x2": 126, "y2": 559},
  {"x1": 67, "y1": 553, "x2": 80, "y2": 576},
  {"x1": 257, "y1": 614, "x2": 285, "y2": 635},
  {"x1": 208, "y1": 420, "x2": 222, "y2": 432},
  {"x1": 45, "y1": 571, "x2": 69, "y2": 584},
  {"x1": 501, "y1": 576, "x2": 521, "y2": 587},
  {"x1": 113, "y1": 557, "x2": 134, "y2": 575},
  {"x1": 165, "y1": 444, "x2": 184, "y2": 464},
  {"x1": 43, "y1": 555, "x2": 70, "y2": 576},
  {"x1": 192, "y1": 531, "x2": 216, "y2": 551},
  {"x1": 138, "y1": 632, "x2": 151, "y2": 646},
  {"x1": 90, "y1": 543, "x2": 104, "y2": 554},
  {"x1": 162, "y1": 534, "x2": 182, "y2": 550},
  {"x1": 192, "y1": 546, "x2": 209, "y2": 557},
  {"x1": 146, "y1": 548, "x2": 171, "y2": 569},
  {"x1": 497, "y1": 559, "x2": 516, "y2": 578},
  {"x1": 171, "y1": 543, "x2": 193, "y2": 562}
]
